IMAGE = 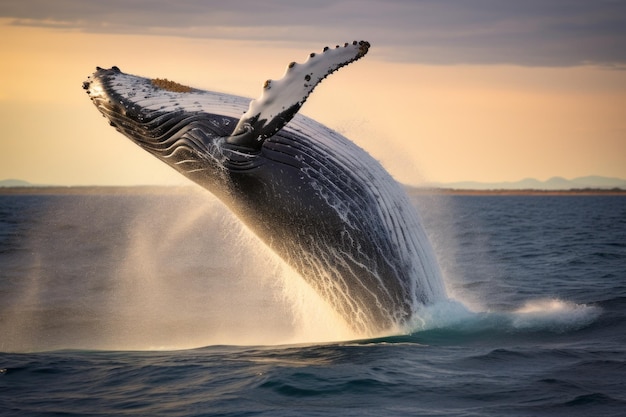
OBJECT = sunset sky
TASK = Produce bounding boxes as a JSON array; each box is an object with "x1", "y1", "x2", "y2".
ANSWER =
[{"x1": 1, "y1": 0, "x2": 625, "y2": 186}]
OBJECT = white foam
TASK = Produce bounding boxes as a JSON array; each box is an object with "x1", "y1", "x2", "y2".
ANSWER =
[
  {"x1": 404, "y1": 297, "x2": 601, "y2": 335},
  {"x1": 408, "y1": 299, "x2": 478, "y2": 331},
  {"x1": 510, "y1": 298, "x2": 601, "y2": 332}
]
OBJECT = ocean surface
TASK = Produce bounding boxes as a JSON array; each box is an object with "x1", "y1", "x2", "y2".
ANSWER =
[{"x1": 1, "y1": 188, "x2": 625, "y2": 416}]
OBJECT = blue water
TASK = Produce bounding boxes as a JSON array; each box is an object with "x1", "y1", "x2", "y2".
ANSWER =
[{"x1": 1, "y1": 189, "x2": 625, "y2": 416}]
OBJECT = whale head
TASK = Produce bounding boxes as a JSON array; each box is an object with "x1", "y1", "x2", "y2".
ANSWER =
[{"x1": 83, "y1": 41, "x2": 369, "y2": 201}]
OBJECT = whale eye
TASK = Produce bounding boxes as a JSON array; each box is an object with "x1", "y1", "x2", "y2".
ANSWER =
[{"x1": 304, "y1": 74, "x2": 311, "y2": 82}]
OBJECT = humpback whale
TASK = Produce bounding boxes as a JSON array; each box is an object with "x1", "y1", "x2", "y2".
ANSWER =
[{"x1": 83, "y1": 41, "x2": 446, "y2": 335}]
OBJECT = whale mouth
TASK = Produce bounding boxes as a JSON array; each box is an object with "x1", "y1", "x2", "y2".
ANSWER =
[
  {"x1": 83, "y1": 67, "x2": 240, "y2": 154},
  {"x1": 84, "y1": 67, "x2": 216, "y2": 132}
]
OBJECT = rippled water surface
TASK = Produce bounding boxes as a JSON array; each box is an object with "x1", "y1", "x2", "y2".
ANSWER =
[{"x1": 1, "y1": 189, "x2": 625, "y2": 416}]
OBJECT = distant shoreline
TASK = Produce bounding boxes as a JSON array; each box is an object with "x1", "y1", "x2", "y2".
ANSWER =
[
  {"x1": 408, "y1": 188, "x2": 626, "y2": 196},
  {"x1": 1, "y1": 185, "x2": 625, "y2": 196},
  {"x1": 0, "y1": 185, "x2": 198, "y2": 195}
]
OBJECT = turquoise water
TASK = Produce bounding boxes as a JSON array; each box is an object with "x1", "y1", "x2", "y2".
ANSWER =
[{"x1": 1, "y1": 191, "x2": 625, "y2": 416}]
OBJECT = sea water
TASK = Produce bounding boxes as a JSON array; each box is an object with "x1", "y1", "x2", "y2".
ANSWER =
[{"x1": 1, "y1": 189, "x2": 625, "y2": 416}]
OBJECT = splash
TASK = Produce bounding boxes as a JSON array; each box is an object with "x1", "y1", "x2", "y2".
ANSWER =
[
  {"x1": 0, "y1": 189, "x2": 359, "y2": 352},
  {"x1": 405, "y1": 297, "x2": 600, "y2": 336},
  {"x1": 2, "y1": 188, "x2": 603, "y2": 352},
  {"x1": 511, "y1": 298, "x2": 601, "y2": 332},
  {"x1": 98, "y1": 190, "x2": 361, "y2": 350}
]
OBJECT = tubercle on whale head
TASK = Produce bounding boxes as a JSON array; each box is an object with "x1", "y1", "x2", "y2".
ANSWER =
[
  {"x1": 83, "y1": 65, "x2": 195, "y2": 95},
  {"x1": 226, "y1": 40, "x2": 370, "y2": 149}
]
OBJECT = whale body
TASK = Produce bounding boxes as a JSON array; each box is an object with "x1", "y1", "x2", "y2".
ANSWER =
[{"x1": 83, "y1": 41, "x2": 446, "y2": 335}]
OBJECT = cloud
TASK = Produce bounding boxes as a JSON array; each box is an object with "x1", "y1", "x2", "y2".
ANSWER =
[{"x1": 2, "y1": 0, "x2": 626, "y2": 67}]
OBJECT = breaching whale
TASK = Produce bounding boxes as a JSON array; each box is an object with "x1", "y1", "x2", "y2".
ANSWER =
[{"x1": 83, "y1": 41, "x2": 446, "y2": 335}]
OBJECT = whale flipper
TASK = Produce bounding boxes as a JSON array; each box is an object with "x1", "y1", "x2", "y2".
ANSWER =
[{"x1": 227, "y1": 41, "x2": 370, "y2": 149}]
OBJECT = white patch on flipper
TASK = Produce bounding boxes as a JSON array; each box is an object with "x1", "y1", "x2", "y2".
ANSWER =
[{"x1": 229, "y1": 41, "x2": 370, "y2": 145}]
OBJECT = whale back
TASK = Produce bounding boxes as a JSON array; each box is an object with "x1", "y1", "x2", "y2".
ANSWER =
[{"x1": 254, "y1": 115, "x2": 447, "y2": 332}]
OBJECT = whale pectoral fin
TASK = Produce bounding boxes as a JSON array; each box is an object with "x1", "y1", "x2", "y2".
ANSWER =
[{"x1": 226, "y1": 41, "x2": 370, "y2": 149}]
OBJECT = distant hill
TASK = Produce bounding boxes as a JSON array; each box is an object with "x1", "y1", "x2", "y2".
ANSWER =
[
  {"x1": 435, "y1": 176, "x2": 626, "y2": 191},
  {"x1": 3, "y1": 176, "x2": 625, "y2": 191},
  {"x1": 0, "y1": 179, "x2": 32, "y2": 187}
]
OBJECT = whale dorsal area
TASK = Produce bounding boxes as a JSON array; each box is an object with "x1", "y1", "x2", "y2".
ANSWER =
[{"x1": 227, "y1": 41, "x2": 370, "y2": 150}]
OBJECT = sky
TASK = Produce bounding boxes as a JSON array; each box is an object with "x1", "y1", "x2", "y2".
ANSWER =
[{"x1": 1, "y1": 0, "x2": 625, "y2": 186}]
